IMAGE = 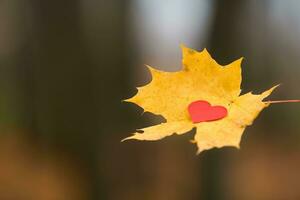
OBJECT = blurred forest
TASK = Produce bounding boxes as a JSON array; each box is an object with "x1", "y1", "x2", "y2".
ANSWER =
[{"x1": 0, "y1": 0, "x2": 300, "y2": 200}]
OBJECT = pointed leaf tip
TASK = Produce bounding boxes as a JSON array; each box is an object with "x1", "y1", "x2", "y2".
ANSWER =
[{"x1": 262, "y1": 84, "x2": 280, "y2": 98}]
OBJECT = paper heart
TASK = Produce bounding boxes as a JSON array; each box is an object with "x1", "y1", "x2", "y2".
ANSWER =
[{"x1": 188, "y1": 100, "x2": 228, "y2": 123}]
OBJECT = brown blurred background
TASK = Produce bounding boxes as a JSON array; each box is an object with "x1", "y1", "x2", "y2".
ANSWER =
[{"x1": 0, "y1": 0, "x2": 300, "y2": 199}]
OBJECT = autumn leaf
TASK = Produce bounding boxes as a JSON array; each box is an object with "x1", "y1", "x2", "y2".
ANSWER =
[{"x1": 123, "y1": 45, "x2": 279, "y2": 154}]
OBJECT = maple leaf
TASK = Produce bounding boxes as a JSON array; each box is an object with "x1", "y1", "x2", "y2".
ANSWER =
[{"x1": 123, "y1": 45, "x2": 279, "y2": 154}]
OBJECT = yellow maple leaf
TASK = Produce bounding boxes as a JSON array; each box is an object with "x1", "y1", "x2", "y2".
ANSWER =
[{"x1": 123, "y1": 45, "x2": 278, "y2": 154}]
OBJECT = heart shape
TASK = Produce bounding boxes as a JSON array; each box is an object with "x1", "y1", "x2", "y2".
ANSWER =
[{"x1": 188, "y1": 100, "x2": 228, "y2": 123}]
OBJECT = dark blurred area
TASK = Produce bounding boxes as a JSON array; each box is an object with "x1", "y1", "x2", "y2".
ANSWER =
[{"x1": 0, "y1": 0, "x2": 300, "y2": 199}]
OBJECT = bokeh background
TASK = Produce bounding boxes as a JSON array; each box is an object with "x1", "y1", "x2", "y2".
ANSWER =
[{"x1": 0, "y1": 0, "x2": 300, "y2": 199}]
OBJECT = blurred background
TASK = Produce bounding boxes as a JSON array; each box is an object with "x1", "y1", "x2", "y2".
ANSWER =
[{"x1": 0, "y1": 0, "x2": 300, "y2": 199}]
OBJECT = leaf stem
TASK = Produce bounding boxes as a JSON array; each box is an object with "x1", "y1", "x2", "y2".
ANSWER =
[{"x1": 264, "y1": 100, "x2": 300, "y2": 104}]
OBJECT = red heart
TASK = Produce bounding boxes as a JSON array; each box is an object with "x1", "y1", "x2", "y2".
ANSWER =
[{"x1": 188, "y1": 100, "x2": 228, "y2": 123}]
